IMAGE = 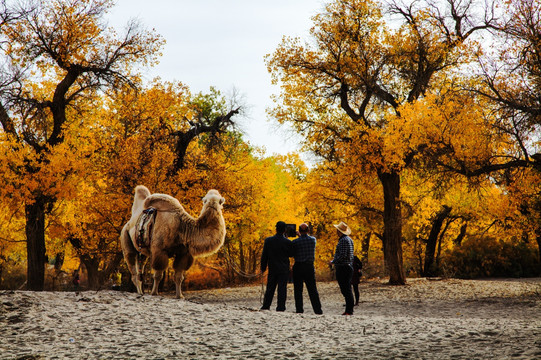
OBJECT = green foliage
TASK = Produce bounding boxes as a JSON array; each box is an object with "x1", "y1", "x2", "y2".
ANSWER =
[
  {"x1": 443, "y1": 236, "x2": 540, "y2": 278},
  {"x1": 191, "y1": 87, "x2": 228, "y2": 122}
]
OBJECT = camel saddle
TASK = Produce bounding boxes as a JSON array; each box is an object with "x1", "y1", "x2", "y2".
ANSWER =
[{"x1": 135, "y1": 207, "x2": 157, "y2": 250}]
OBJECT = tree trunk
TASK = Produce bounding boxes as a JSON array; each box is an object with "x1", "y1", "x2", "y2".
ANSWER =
[
  {"x1": 378, "y1": 171, "x2": 405, "y2": 285},
  {"x1": 373, "y1": 233, "x2": 386, "y2": 272},
  {"x1": 360, "y1": 232, "x2": 371, "y2": 263},
  {"x1": 81, "y1": 257, "x2": 99, "y2": 290},
  {"x1": 413, "y1": 236, "x2": 423, "y2": 275},
  {"x1": 436, "y1": 219, "x2": 452, "y2": 270},
  {"x1": 454, "y1": 223, "x2": 467, "y2": 246},
  {"x1": 423, "y1": 205, "x2": 452, "y2": 277},
  {"x1": 80, "y1": 252, "x2": 123, "y2": 290},
  {"x1": 25, "y1": 197, "x2": 47, "y2": 291},
  {"x1": 238, "y1": 240, "x2": 245, "y2": 275},
  {"x1": 250, "y1": 248, "x2": 258, "y2": 274},
  {"x1": 535, "y1": 227, "x2": 541, "y2": 275}
]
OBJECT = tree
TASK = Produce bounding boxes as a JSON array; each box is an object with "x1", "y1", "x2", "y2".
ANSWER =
[
  {"x1": 0, "y1": 198, "x2": 26, "y2": 288},
  {"x1": 267, "y1": 0, "x2": 496, "y2": 284},
  {"x1": 500, "y1": 168, "x2": 541, "y2": 273},
  {"x1": 426, "y1": 0, "x2": 541, "y2": 178},
  {"x1": 0, "y1": 0, "x2": 163, "y2": 290},
  {"x1": 48, "y1": 80, "x2": 242, "y2": 289},
  {"x1": 199, "y1": 143, "x2": 306, "y2": 281},
  {"x1": 171, "y1": 87, "x2": 240, "y2": 173},
  {"x1": 435, "y1": 0, "x2": 541, "y2": 265},
  {"x1": 476, "y1": 0, "x2": 541, "y2": 132}
]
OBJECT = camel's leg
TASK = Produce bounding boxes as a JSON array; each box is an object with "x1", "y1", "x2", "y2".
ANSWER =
[
  {"x1": 173, "y1": 252, "x2": 194, "y2": 299},
  {"x1": 134, "y1": 254, "x2": 147, "y2": 295},
  {"x1": 173, "y1": 269, "x2": 185, "y2": 299},
  {"x1": 121, "y1": 226, "x2": 145, "y2": 295},
  {"x1": 125, "y1": 252, "x2": 141, "y2": 294},
  {"x1": 150, "y1": 270, "x2": 164, "y2": 295},
  {"x1": 150, "y1": 250, "x2": 168, "y2": 296}
]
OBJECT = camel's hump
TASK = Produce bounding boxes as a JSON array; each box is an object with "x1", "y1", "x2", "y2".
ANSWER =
[{"x1": 144, "y1": 193, "x2": 183, "y2": 211}]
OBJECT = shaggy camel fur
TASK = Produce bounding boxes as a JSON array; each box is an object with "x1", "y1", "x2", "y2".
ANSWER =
[{"x1": 120, "y1": 185, "x2": 226, "y2": 298}]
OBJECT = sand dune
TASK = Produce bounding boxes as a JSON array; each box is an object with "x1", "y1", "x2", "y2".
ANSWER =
[{"x1": 1, "y1": 278, "x2": 540, "y2": 359}]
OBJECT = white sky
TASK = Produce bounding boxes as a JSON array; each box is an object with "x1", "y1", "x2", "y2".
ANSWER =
[{"x1": 108, "y1": 0, "x2": 326, "y2": 156}]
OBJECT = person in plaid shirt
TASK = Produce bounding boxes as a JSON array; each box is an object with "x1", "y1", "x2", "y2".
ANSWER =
[
  {"x1": 331, "y1": 221, "x2": 355, "y2": 315},
  {"x1": 291, "y1": 223, "x2": 323, "y2": 314}
]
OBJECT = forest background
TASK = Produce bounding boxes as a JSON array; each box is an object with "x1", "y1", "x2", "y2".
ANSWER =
[{"x1": 0, "y1": 0, "x2": 540, "y2": 292}]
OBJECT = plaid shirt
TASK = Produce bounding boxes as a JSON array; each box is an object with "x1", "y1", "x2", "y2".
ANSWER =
[
  {"x1": 292, "y1": 234, "x2": 316, "y2": 263},
  {"x1": 332, "y1": 235, "x2": 354, "y2": 266}
]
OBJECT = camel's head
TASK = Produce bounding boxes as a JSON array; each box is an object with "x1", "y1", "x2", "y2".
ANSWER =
[{"x1": 202, "y1": 189, "x2": 225, "y2": 210}]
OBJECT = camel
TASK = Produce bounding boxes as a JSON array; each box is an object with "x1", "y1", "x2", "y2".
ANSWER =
[{"x1": 120, "y1": 185, "x2": 226, "y2": 298}]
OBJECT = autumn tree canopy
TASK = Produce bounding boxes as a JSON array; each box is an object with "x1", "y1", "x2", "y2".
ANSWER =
[
  {"x1": 266, "y1": 0, "x2": 533, "y2": 284},
  {"x1": 0, "y1": 0, "x2": 164, "y2": 290},
  {"x1": 0, "y1": 0, "x2": 539, "y2": 291}
]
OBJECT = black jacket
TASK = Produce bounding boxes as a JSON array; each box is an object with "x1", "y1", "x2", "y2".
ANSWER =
[{"x1": 261, "y1": 233, "x2": 292, "y2": 274}]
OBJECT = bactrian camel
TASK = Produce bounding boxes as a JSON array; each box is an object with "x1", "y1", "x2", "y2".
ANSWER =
[{"x1": 120, "y1": 185, "x2": 226, "y2": 298}]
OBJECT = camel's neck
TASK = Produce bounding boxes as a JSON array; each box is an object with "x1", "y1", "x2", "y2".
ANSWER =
[{"x1": 187, "y1": 207, "x2": 226, "y2": 257}]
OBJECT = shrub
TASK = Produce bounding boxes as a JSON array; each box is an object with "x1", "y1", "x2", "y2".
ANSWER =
[
  {"x1": 182, "y1": 265, "x2": 223, "y2": 290},
  {"x1": 0, "y1": 260, "x2": 26, "y2": 290},
  {"x1": 442, "y1": 236, "x2": 540, "y2": 278}
]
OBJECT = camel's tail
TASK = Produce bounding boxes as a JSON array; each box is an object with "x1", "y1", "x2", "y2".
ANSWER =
[{"x1": 132, "y1": 185, "x2": 151, "y2": 218}]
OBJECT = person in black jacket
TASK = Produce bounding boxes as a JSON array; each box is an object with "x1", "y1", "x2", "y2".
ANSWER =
[{"x1": 260, "y1": 221, "x2": 292, "y2": 311}]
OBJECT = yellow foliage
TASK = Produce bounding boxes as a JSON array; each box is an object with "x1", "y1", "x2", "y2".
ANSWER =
[{"x1": 1, "y1": 0, "x2": 539, "y2": 289}]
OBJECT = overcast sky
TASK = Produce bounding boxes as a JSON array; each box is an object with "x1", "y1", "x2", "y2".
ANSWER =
[{"x1": 108, "y1": 0, "x2": 325, "y2": 156}]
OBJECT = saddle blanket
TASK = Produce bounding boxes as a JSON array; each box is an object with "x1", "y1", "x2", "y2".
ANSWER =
[{"x1": 135, "y1": 207, "x2": 157, "y2": 250}]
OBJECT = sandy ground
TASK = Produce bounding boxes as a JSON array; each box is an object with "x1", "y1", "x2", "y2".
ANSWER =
[{"x1": 1, "y1": 278, "x2": 540, "y2": 360}]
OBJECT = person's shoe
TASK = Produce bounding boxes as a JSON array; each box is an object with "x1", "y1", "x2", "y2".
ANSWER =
[
  {"x1": 315, "y1": 310, "x2": 323, "y2": 315},
  {"x1": 260, "y1": 307, "x2": 270, "y2": 311},
  {"x1": 296, "y1": 310, "x2": 304, "y2": 314},
  {"x1": 342, "y1": 312, "x2": 353, "y2": 315},
  {"x1": 354, "y1": 302, "x2": 359, "y2": 306}
]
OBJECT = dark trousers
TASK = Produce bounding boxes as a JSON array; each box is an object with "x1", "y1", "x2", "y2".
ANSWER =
[
  {"x1": 352, "y1": 283, "x2": 360, "y2": 304},
  {"x1": 336, "y1": 264, "x2": 354, "y2": 314},
  {"x1": 262, "y1": 271, "x2": 288, "y2": 311},
  {"x1": 293, "y1": 262, "x2": 322, "y2": 314}
]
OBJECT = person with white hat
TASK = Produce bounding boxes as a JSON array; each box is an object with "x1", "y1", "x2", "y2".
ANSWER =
[{"x1": 331, "y1": 221, "x2": 355, "y2": 315}]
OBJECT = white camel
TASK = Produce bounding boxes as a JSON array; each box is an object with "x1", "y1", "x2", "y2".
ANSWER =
[{"x1": 120, "y1": 185, "x2": 226, "y2": 298}]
